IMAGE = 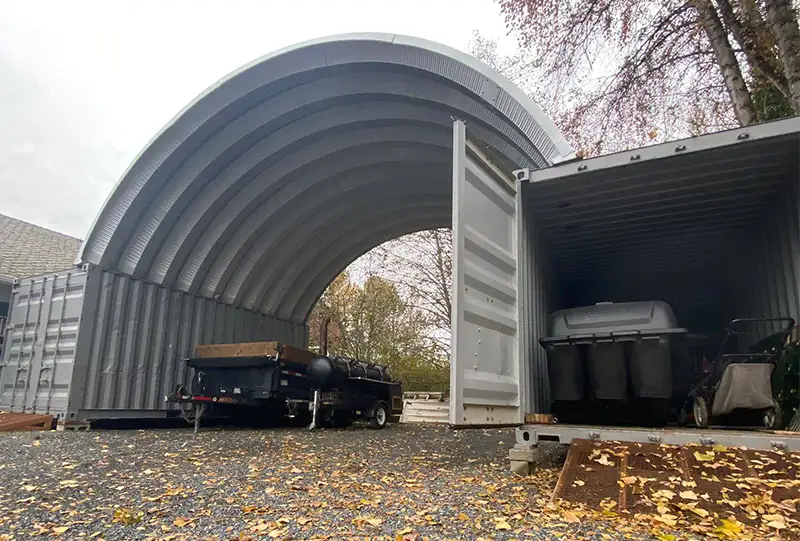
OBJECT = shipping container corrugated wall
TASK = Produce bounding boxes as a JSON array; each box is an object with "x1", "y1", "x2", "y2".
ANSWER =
[
  {"x1": 0, "y1": 268, "x2": 87, "y2": 415},
  {"x1": 731, "y1": 174, "x2": 800, "y2": 334},
  {"x1": 518, "y1": 189, "x2": 558, "y2": 414},
  {"x1": 0, "y1": 266, "x2": 308, "y2": 419}
]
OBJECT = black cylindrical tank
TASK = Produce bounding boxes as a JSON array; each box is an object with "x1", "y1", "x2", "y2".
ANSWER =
[{"x1": 307, "y1": 355, "x2": 392, "y2": 389}]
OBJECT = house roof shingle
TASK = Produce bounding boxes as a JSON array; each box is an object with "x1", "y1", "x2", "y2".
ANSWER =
[{"x1": 0, "y1": 214, "x2": 82, "y2": 280}]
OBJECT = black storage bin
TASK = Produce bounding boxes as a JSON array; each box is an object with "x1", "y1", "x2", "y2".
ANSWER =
[
  {"x1": 539, "y1": 301, "x2": 687, "y2": 409},
  {"x1": 541, "y1": 343, "x2": 584, "y2": 401},
  {"x1": 588, "y1": 341, "x2": 627, "y2": 400}
]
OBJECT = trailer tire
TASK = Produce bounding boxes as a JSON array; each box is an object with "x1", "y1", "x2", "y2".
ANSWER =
[{"x1": 370, "y1": 402, "x2": 388, "y2": 429}]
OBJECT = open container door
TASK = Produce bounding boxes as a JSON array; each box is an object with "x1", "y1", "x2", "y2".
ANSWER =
[{"x1": 450, "y1": 120, "x2": 522, "y2": 427}]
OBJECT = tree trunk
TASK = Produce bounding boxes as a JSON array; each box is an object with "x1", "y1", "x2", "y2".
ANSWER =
[
  {"x1": 763, "y1": 0, "x2": 800, "y2": 113},
  {"x1": 716, "y1": 0, "x2": 790, "y2": 99},
  {"x1": 692, "y1": 0, "x2": 758, "y2": 125}
]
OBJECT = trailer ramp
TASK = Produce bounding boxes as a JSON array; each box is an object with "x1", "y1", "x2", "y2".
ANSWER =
[{"x1": 547, "y1": 437, "x2": 800, "y2": 537}]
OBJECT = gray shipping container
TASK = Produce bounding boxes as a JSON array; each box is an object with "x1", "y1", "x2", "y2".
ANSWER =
[
  {"x1": 450, "y1": 117, "x2": 800, "y2": 424},
  {"x1": 0, "y1": 265, "x2": 307, "y2": 420}
]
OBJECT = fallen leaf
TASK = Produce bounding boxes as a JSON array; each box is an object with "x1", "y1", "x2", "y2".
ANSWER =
[
  {"x1": 457, "y1": 513, "x2": 469, "y2": 521},
  {"x1": 596, "y1": 455, "x2": 613, "y2": 466},
  {"x1": 495, "y1": 520, "x2": 512, "y2": 531},
  {"x1": 59, "y1": 479, "x2": 79, "y2": 487},
  {"x1": 688, "y1": 506, "x2": 709, "y2": 518},
  {"x1": 562, "y1": 511, "x2": 580, "y2": 523},
  {"x1": 712, "y1": 445, "x2": 728, "y2": 452},
  {"x1": 715, "y1": 518, "x2": 744, "y2": 538},
  {"x1": 621, "y1": 476, "x2": 638, "y2": 485},
  {"x1": 694, "y1": 451, "x2": 715, "y2": 462},
  {"x1": 32, "y1": 440, "x2": 41, "y2": 447},
  {"x1": 396, "y1": 527, "x2": 413, "y2": 535},
  {"x1": 599, "y1": 498, "x2": 617, "y2": 510},
  {"x1": 573, "y1": 480, "x2": 585, "y2": 487},
  {"x1": 173, "y1": 517, "x2": 190, "y2": 528},
  {"x1": 766, "y1": 521, "x2": 786, "y2": 530},
  {"x1": 656, "y1": 535, "x2": 676, "y2": 541},
  {"x1": 52, "y1": 526, "x2": 69, "y2": 535},
  {"x1": 680, "y1": 490, "x2": 698, "y2": 500},
  {"x1": 653, "y1": 513, "x2": 678, "y2": 527},
  {"x1": 365, "y1": 517, "x2": 382, "y2": 526},
  {"x1": 298, "y1": 517, "x2": 312, "y2": 525}
]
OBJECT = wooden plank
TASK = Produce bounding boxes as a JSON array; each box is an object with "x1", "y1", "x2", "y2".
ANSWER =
[
  {"x1": 193, "y1": 341, "x2": 279, "y2": 359},
  {"x1": 524, "y1": 413, "x2": 555, "y2": 424},
  {"x1": 278, "y1": 344, "x2": 317, "y2": 365},
  {"x1": 0, "y1": 412, "x2": 53, "y2": 432}
]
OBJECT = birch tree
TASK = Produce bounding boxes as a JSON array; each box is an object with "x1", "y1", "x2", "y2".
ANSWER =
[{"x1": 487, "y1": 0, "x2": 800, "y2": 155}]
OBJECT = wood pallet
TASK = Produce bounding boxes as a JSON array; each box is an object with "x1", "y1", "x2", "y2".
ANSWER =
[{"x1": 0, "y1": 411, "x2": 54, "y2": 432}]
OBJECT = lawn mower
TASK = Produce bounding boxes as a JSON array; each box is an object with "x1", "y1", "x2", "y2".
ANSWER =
[{"x1": 685, "y1": 317, "x2": 795, "y2": 429}]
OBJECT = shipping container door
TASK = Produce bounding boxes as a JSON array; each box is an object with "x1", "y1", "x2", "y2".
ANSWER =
[{"x1": 450, "y1": 120, "x2": 521, "y2": 426}]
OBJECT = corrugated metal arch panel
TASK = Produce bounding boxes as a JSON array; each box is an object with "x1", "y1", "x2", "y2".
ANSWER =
[
  {"x1": 135, "y1": 94, "x2": 533, "y2": 283},
  {"x1": 292, "y1": 215, "x2": 451, "y2": 323},
  {"x1": 192, "y1": 127, "x2": 453, "y2": 297},
  {"x1": 225, "y1": 169, "x2": 451, "y2": 307},
  {"x1": 260, "y1": 201, "x2": 451, "y2": 317},
  {"x1": 277, "y1": 211, "x2": 451, "y2": 321},
  {"x1": 79, "y1": 33, "x2": 571, "y2": 273},
  {"x1": 175, "y1": 134, "x2": 450, "y2": 293},
  {"x1": 118, "y1": 76, "x2": 539, "y2": 278}
]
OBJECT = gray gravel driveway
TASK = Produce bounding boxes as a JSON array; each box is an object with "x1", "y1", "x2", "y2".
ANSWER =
[{"x1": 0, "y1": 423, "x2": 663, "y2": 540}]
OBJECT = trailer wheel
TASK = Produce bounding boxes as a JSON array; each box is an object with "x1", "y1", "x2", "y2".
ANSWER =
[{"x1": 370, "y1": 402, "x2": 388, "y2": 429}]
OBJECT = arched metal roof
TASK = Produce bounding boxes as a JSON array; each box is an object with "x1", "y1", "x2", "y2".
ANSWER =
[{"x1": 79, "y1": 33, "x2": 572, "y2": 324}]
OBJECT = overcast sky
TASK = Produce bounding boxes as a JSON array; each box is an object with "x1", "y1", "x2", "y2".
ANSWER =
[{"x1": 0, "y1": 0, "x2": 513, "y2": 239}]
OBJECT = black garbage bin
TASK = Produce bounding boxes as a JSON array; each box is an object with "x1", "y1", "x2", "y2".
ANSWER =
[{"x1": 539, "y1": 301, "x2": 687, "y2": 425}]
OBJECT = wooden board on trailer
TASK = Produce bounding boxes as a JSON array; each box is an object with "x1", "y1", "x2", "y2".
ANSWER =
[
  {"x1": 194, "y1": 341, "x2": 280, "y2": 359},
  {"x1": 193, "y1": 341, "x2": 317, "y2": 365}
]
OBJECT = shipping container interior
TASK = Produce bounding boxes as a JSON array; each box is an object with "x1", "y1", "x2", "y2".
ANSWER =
[{"x1": 522, "y1": 122, "x2": 800, "y2": 413}]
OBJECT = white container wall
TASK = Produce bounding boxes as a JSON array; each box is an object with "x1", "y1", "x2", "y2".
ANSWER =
[
  {"x1": 450, "y1": 121, "x2": 523, "y2": 426},
  {"x1": 0, "y1": 265, "x2": 307, "y2": 419}
]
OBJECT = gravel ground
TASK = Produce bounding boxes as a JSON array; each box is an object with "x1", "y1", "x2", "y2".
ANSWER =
[{"x1": 0, "y1": 423, "x2": 663, "y2": 540}]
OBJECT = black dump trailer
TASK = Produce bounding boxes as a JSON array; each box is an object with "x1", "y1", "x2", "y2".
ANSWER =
[
  {"x1": 166, "y1": 342, "x2": 402, "y2": 430},
  {"x1": 306, "y1": 355, "x2": 404, "y2": 429},
  {"x1": 167, "y1": 341, "x2": 316, "y2": 430}
]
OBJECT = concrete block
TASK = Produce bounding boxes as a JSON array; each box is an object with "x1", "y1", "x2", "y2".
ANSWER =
[
  {"x1": 508, "y1": 445, "x2": 540, "y2": 462},
  {"x1": 509, "y1": 460, "x2": 532, "y2": 475}
]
